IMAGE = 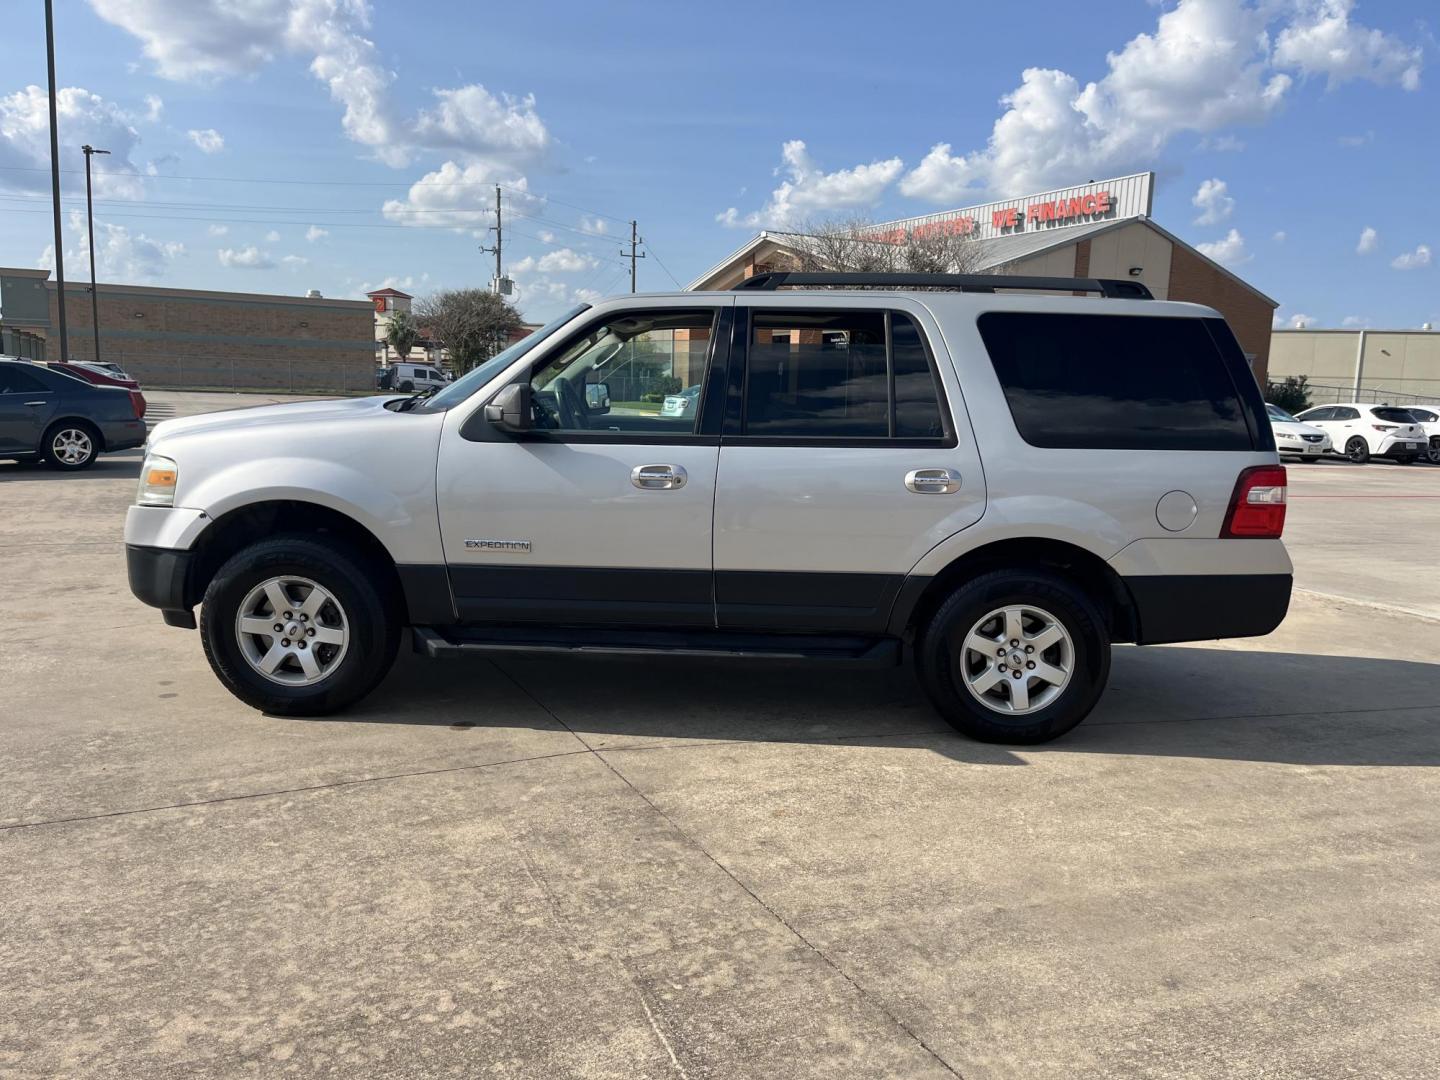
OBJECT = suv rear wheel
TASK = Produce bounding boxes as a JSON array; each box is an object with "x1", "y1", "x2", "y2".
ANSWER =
[
  {"x1": 916, "y1": 569, "x2": 1111, "y2": 744},
  {"x1": 200, "y1": 534, "x2": 400, "y2": 715}
]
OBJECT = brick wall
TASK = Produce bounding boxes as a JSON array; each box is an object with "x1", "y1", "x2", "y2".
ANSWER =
[
  {"x1": 49, "y1": 285, "x2": 374, "y2": 392},
  {"x1": 1166, "y1": 244, "x2": 1276, "y2": 387}
]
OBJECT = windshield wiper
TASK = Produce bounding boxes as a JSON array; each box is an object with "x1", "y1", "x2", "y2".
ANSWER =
[{"x1": 396, "y1": 385, "x2": 441, "y2": 412}]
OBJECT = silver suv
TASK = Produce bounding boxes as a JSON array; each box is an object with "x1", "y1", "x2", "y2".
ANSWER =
[{"x1": 126, "y1": 273, "x2": 1292, "y2": 743}]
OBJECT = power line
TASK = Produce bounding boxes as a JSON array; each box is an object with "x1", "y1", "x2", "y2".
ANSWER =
[{"x1": 644, "y1": 241, "x2": 686, "y2": 289}]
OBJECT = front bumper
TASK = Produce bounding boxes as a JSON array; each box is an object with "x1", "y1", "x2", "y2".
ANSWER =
[
  {"x1": 1279, "y1": 437, "x2": 1329, "y2": 456},
  {"x1": 127, "y1": 543, "x2": 199, "y2": 626}
]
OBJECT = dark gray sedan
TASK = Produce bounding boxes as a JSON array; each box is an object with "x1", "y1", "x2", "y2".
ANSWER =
[{"x1": 0, "y1": 359, "x2": 147, "y2": 470}]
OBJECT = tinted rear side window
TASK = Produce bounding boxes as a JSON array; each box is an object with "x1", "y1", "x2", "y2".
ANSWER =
[
  {"x1": 977, "y1": 312, "x2": 1254, "y2": 450},
  {"x1": 1372, "y1": 407, "x2": 1417, "y2": 424}
]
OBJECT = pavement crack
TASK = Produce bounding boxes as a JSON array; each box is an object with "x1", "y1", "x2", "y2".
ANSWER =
[
  {"x1": 493, "y1": 662, "x2": 966, "y2": 1080},
  {"x1": 0, "y1": 748, "x2": 593, "y2": 833}
]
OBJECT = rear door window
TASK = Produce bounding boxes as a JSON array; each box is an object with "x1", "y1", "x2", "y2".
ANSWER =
[
  {"x1": 976, "y1": 312, "x2": 1255, "y2": 450},
  {"x1": 1372, "y1": 407, "x2": 1417, "y2": 424}
]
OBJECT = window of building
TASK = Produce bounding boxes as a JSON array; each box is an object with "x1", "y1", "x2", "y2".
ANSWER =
[
  {"x1": 742, "y1": 310, "x2": 948, "y2": 440},
  {"x1": 976, "y1": 312, "x2": 1254, "y2": 451}
]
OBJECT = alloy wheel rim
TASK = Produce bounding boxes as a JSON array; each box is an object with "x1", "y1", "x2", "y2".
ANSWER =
[
  {"x1": 52, "y1": 428, "x2": 92, "y2": 465},
  {"x1": 235, "y1": 575, "x2": 349, "y2": 686},
  {"x1": 958, "y1": 604, "x2": 1075, "y2": 716}
]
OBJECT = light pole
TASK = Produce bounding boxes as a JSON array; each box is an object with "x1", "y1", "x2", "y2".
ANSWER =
[
  {"x1": 44, "y1": 0, "x2": 68, "y2": 363},
  {"x1": 81, "y1": 144, "x2": 110, "y2": 363}
]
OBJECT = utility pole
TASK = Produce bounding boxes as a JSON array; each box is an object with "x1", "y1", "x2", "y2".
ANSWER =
[
  {"x1": 479, "y1": 184, "x2": 503, "y2": 290},
  {"x1": 82, "y1": 144, "x2": 110, "y2": 363},
  {"x1": 44, "y1": 0, "x2": 69, "y2": 363},
  {"x1": 622, "y1": 220, "x2": 645, "y2": 292}
]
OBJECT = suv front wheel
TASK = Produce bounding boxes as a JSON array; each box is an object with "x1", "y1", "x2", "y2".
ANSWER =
[
  {"x1": 200, "y1": 535, "x2": 401, "y2": 715},
  {"x1": 916, "y1": 569, "x2": 1111, "y2": 744}
]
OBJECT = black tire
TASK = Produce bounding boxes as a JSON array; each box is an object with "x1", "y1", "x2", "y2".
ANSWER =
[
  {"x1": 915, "y1": 569, "x2": 1111, "y2": 744},
  {"x1": 1428, "y1": 439, "x2": 1440, "y2": 465},
  {"x1": 399, "y1": 379, "x2": 415, "y2": 392},
  {"x1": 41, "y1": 420, "x2": 99, "y2": 471},
  {"x1": 200, "y1": 534, "x2": 401, "y2": 716},
  {"x1": 1345, "y1": 437, "x2": 1370, "y2": 464}
]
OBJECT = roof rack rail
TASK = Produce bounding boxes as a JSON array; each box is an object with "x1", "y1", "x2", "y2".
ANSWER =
[{"x1": 733, "y1": 271, "x2": 1154, "y2": 300}]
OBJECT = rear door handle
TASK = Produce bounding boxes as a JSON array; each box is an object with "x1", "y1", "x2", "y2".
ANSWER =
[
  {"x1": 631, "y1": 463, "x2": 687, "y2": 490},
  {"x1": 24, "y1": 401, "x2": 46, "y2": 407},
  {"x1": 905, "y1": 468, "x2": 961, "y2": 494}
]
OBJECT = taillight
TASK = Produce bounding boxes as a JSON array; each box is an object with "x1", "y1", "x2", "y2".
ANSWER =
[
  {"x1": 1221, "y1": 465, "x2": 1287, "y2": 538},
  {"x1": 1373, "y1": 424, "x2": 1396, "y2": 432},
  {"x1": 129, "y1": 390, "x2": 145, "y2": 419}
]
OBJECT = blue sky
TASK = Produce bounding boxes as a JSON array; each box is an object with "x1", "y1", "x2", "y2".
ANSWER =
[{"x1": 1, "y1": 0, "x2": 1434, "y2": 329}]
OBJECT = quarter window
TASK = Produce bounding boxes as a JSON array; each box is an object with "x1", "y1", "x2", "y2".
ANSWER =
[
  {"x1": 742, "y1": 310, "x2": 948, "y2": 440},
  {"x1": 977, "y1": 312, "x2": 1254, "y2": 451}
]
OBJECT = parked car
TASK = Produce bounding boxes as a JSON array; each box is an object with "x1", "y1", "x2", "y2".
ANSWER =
[
  {"x1": 0, "y1": 358, "x2": 147, "y2": 469},
  {"x1": 1294, "y1": 403, "x2": 1427, "y2": 464},
  {"x1": 659, "y1": 385, "x2": 702, "y2": 418},
  {"x1": 1265, "y1": 403, "x2": 1331, "y2": 462},
  {"x1": 83, "y1": 360, "x2": 136, "y2": 381},
  {"x1": 45, "y1": 361, "x2": 146, "y2": 416},
  {"x1": 1400, "y1": 404, "x2": 1440, "y2": 464},
  {"x1": 125, "y1": 272, "x2": 1291, "y2": 744},
  {"x1": 381, "y1": 362, "x2": 450, "y2": 392}
]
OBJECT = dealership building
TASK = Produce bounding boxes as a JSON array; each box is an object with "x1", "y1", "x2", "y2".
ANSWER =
[
  {"x1": 0, "y1": 267, "x2": 375, "y2": 392},
  {"x1": 689, "y1": 172, "x2": 1280, "y2": 385}
]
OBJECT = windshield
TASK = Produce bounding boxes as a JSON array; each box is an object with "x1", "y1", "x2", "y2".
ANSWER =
[
  {"x1": 1266, "y1": 404, "x2": 1297, "y2": 422},
  {"x1": 411, "y1": 305, "x2": 588, "y2": 412}
]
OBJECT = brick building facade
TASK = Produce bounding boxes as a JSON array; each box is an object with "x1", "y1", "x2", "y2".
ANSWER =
[{"x1": 0, "y1": 268, "x2": 375, "y2": 392}]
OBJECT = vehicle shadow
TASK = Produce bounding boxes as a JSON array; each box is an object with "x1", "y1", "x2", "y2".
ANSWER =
[
  {"x1": 0, "y1": 452, "x2": 143, "y2": 482},
  {"x1": 345, "y1": 640, "x2": 1440, "y2": 768}
]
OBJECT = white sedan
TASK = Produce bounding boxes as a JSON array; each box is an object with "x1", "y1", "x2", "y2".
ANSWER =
[{"x1": 1266, "y1": 403, "x2": 1331, "y2": 462}]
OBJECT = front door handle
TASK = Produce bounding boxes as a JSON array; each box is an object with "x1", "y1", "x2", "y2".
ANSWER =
[
  {"x1": 631, "y1": 463, "x2": 687, "y2": 490},
  {"x1": 905, "y1": 468, "x2": 961, "y2": 494},
  {"x1": 24, "y1": 401, "x2": 46, "y2": 407}
]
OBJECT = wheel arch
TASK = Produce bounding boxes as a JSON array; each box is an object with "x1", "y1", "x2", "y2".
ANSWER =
[
  {"x1": 44, "y1": 415, "x2": 106, "y2": 451},
  {"x1": 888, "y1": 537, "x2": 1139, "y2": 643},
  {"x1": 181, "y1": 500, "x2": 405, "y2": 618}
]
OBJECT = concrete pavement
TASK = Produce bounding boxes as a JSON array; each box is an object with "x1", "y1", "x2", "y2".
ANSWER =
[{"x1": 2, "y1": 396, "x2": 1439, "y2": 1078}]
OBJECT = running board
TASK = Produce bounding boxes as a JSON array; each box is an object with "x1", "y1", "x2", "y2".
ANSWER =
[{"x1": 412, "y1": 626, "x2": 901, "y2": 667}]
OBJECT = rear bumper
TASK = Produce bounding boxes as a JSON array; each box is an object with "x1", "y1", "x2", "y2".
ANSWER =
[
  {"x1": 100, "y1": 418, "x2": 147, "y2": 452},
  {"x1": 1377, "y1": 436, "x2": 1425, "y2": 458},
  {"x1": 1124, "y1": 573, "x2": 1292, "y2": 644}
]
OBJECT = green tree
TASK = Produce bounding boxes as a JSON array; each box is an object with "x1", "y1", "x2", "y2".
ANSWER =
[
  {"x1": 1266, "y1": 374, "x2": 1311, "y2": 413},
  {"x1": 385, "y1": 310, "x2": 419, "y2": 361},
  {"x1": 413, "y1": 289, "x2": 525, "y2": 373}
]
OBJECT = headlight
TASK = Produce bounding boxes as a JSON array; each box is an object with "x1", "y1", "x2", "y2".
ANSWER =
[
  {"x1": 1278, "y1": 432, "x2": 1301, "y2": 440},
  {"x1": 137, "y1": 454, "x2": 178, "y2": 506}
]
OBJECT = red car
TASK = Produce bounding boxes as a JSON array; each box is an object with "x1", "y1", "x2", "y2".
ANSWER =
[{"x1": 46, "y1": 361, "x2": 146, "y2": 417}]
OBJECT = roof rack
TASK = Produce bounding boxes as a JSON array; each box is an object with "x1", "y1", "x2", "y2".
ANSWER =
[{"x1": 733, "y1": 271, "x2": 1154, "y2": 300}]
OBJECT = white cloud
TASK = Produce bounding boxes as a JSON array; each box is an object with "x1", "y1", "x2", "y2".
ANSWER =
[
  {"x1": 207, "y1": 224, "x2": 228, "y2": 236},
  {"x1": 360, "y1": 275, "x2": 416, "y2": 293},
  {"x1": 1192, "y1": 178, "x2": 1234, "y2": 225},
  {"x1": 0, "y1": 85, "x2": 145, "y2": 198},
  {"x1": 580, "y1": 216, "x2": 608, "y2": 236},
  {"x1": 305, "y1": 225, "x2": 328, "y2": 242},
  {"x1": 1338, "y1": 129, "x2": 1374, "y2": 147},
  {"x1": 537, "y1": 229, "x2": 556, "y2": 244},
  {"x1": 1272, "y1": 230, "x2": 1287, "y2": 243},
  {"x1": 1199, "y1": 133, "x2": 1246, "y2": 152},
  {"x1": 282, "y1": 254, "x2": 308, "y2": 268},
  {"x1": 1341, "y1": 315, "x2": 1370, "y2": 327},
  {"x1": 512, "y1": 248, "x2": 599, "y2": 275},
  {"x1": 38, "y1": 208, "x2": 183, "y2": 281},
  {"x1": 573, "y1": 287, "x2": 602, "y2": 304},
  {"x1": 1196, "y1": 228, "x2": 1249, "y2": 266},
  {"x1": 1356, "y1": 226, "x2": 1378, "y2": 254},
  {"x1": 143, "y1": 93, "x2": 163, "y2": 121},
  {"x1": 1391, "y1": 244, "x2": 1432, "y2": 271},
  {"x1": 381, "y1": 160, "x2": 543, "y2": 234},
  {"x1": 265, "y1": 229, "x2": 281, "y2": 243},
  {"x1": 88, "y1": 1, "x2": 553, "y2": 170},
  {"x1": 1287, "y1": 313, "x2": 1315, "y2": 328},
  {"x1": 895, "y1": 0, "x2": 1420, "y2": 202},
  {"x1": 217, "y1": 245, "x2": 275, "y2": 269},
  {"x1": 1273, "y1": 0, "x2": 1422, "y2": 91},
  {"x1": 720, "y1": 139, "x2": 904, "y2": 228},
  {"x1": 186, "y1": 127, "x2": 224, "y2": 153}
]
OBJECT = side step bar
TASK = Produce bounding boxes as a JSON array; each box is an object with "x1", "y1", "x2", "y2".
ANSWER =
[{"x1": 412, "y1": 626, "x2": 901, "y2": 667}]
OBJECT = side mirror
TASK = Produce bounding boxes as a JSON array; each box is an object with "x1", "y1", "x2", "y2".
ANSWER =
[
  {"x1": 484, "y1": 383, "x2": 532, "y2": 433},
  {"x1": 585, "y1": 382, "x2": 611, "y2": 414}
]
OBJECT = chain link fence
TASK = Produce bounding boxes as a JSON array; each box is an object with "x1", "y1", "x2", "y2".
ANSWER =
[{"x1": 1298, "y1": 382, "x2": 1435, "y2": 407}]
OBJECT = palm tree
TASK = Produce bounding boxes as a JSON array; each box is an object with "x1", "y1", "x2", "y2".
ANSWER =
[{"x1": 385, "y1": 311, "x2": 420, "y2": 362}]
